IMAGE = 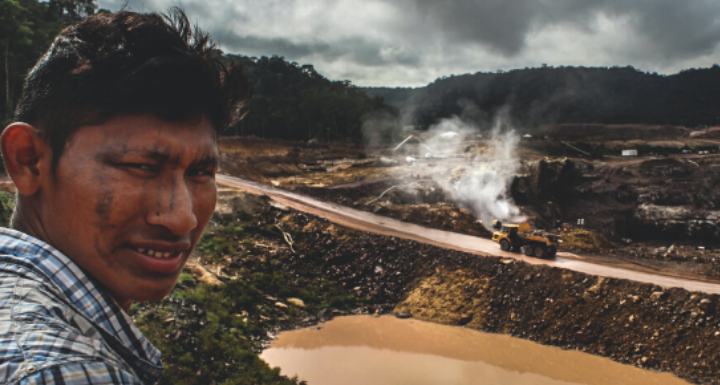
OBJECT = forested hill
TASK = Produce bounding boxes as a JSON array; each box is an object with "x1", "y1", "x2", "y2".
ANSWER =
[
  {"x1": 1, "y1": 0, "x2": 398, "y2": 144},
  {"x1": 222, "y1": 54, "x2": 397, "y2": 142},
  {"x1": 365, "y1": 65, "x2": 720, "y2": 130}
]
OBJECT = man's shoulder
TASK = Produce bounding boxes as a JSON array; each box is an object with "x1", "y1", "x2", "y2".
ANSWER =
[
  {"x1": 0, "y1": 270, "x2": 139, "y2": 384},
  {"x1": 9, "y1": 361, "x2": 142, "y2": 385}
]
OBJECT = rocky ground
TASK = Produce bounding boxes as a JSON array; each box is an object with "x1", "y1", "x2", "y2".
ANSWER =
[
  {"x1": 0, "y1": 136, "x2": 715, "y2": 383},
  {"x1": 292, "y1": 178, "x2": 492, "y2": 238},
  {"x1": 133, "y1": 189, "x2": 720, "y2": 384},
  {"x1": 519, "y1": 156, "x2": 720, "y2": 277},
  {"x1": 216, "y1": 137, "x2": 720, "y2": 280}
]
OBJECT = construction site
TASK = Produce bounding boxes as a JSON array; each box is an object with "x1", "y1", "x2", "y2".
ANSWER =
[
  {"x1": 220, "y1": 122, "x2": 720, "y2": 279},
  {"x1": 21, "y1": 119, "x2": 696, "y2": 385},
  {"x1": 5, "y1": 2, "x2": 720, "y2": 384},
  {"x1": 126, "y1": 121, "x2": 714, "y2": 384}
]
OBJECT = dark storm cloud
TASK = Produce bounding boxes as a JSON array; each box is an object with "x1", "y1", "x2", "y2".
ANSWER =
[
  {"x1": 399, "y1": 0, "x2": 720, "y2": 60},
  {"x1": 220, "y1": 34, "x2": 331, "y2": 58},
  {"x1": 179, "y1": 0, "x2": 249, "y2": 24},
  {"x1": 399, "y1": 0, "x2": 539, "y2": 56},
  {"x1": 220, "y1": 33, "x2": 420, "y2": 68},
  {"x1": 96, "y1": 0, "x2": 720, "y2": 86},
  {"x1": 98, "y1": 0, "x2": 720, "y2": 62},
  {"x1": 323, "y1": 38, "x2": 421, "y2": 67},
  {"x1": 614, "y1": 0, "x2": 720, "y2": 59}
]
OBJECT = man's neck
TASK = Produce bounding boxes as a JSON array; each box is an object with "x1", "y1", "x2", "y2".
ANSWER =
[{"x1": 11, "y1": 198, "x2": 50, "y2": 244}]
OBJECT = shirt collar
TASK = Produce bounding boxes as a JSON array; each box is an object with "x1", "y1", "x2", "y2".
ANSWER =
[{"x1": 0, "y1": 227, "x2": 163, "y2": 383}]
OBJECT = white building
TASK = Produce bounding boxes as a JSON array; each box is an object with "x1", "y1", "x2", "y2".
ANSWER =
[{"x1": 621, "y1": 149, "x2": 638, "y2": 157}]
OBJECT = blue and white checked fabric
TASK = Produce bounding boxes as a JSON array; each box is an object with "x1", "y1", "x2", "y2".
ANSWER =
[{"x1": 0, "y1": 228, "x2": 163, "y2": 384}]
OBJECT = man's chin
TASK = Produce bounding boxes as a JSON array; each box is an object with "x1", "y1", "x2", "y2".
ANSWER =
[{"x1": 111, "y1": 278, "x2": 179, "y2": 304}]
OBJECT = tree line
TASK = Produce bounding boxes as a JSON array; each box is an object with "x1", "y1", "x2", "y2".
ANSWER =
[
  {"x1": 366, "y1": 65, "x2": 720, "y2": 130},
  {"x1": 1, "y1": 1, "x2": 400, "y2": 144},
  {"x1": 12, "y1": 2, "x2": 718, "y2": 141},
  {"x1": 221, "y1": 54, "x2": 397, "y2": 143},
  {"x1": 1, "y1": 0, "x2": 97, "y2": 126}
]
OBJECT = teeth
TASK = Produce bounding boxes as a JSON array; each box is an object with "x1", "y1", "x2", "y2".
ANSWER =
[{"x1": 135, "y1": 248, "x2": 176, "y2": 258}]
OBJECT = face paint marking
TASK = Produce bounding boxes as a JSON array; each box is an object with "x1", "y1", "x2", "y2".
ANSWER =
[{"x1": 95, "y1": 189, "x2": 114, "y2": 220}]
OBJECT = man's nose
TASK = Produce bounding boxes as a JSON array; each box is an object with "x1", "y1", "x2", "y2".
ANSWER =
[{"x1": 146, "y1": 176, "x2": 198, "y2": 235}]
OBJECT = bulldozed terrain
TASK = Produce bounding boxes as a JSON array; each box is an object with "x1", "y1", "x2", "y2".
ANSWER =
[
  {"x1": 120, "y1": 129, "x2": 720, "y2": 384},
  {"x1": 219, "y1": 128, "x2": 720, "y2": 279},
  {"x1": 134, "y1": 188, "x2": 720, "y2": 384}
]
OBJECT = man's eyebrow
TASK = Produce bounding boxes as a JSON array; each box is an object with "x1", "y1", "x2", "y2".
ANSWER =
[
  {"x1": 100, "y1": 148, "x2": 171, "y2": 162},
  {"x1": 146, "y1": 150, "x2": 171, "y2": 162},
  {"x1": 192, "y1": 154, "x2": 219, "y2": 168},
  {"x1": 100, "y1": 148, "x2": 217, "y2": 167}
]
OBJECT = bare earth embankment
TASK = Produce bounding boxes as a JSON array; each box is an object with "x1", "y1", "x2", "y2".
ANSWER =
[
  {"x1": 129, "y1": 135, "x2": 720, "y2": 384},
  {"x1": 163, "y1": 187, "x2": 720, "y2": 384}
]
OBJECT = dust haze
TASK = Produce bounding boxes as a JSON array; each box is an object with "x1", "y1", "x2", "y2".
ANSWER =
[{"x1": 365, "y1": 106, "x2": 523, "y2": 226}]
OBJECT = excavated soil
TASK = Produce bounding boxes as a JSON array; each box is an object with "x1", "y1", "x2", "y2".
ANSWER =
[
  {"x1": 512, "y1": 155, "x2": 720, "y2": 277},
  {"x1": 199, "y1": 190, "x2": 720, "y2": 384},
  {"x1": 291, "y1": 218, "x2": 720, "y2": 384},
  {"x1": 218, "y1": 136, "x2": 370, "y2": 183},
  {"x1": 216, "y1": 137, "x2": 720, "y2": 280},
  {"x1": 292, "y1": 178, "x2": 492, "y2": 238}
]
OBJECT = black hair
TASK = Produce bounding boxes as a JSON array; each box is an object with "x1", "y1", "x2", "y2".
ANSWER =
[{"x1": 13, "y1": 8, "x2": 249, "y2": 166}]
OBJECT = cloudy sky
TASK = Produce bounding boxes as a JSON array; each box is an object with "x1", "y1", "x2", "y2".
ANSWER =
[{"x1": 97, "y1": 0, "x2": 720, "y2": 87}]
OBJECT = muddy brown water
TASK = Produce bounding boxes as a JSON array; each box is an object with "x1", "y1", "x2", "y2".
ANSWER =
[
  {"x1": 217, "y1": 175, "x2": 720, "y2": 294},
  {"x1": 261, "y1": 316, "x2": 689, "y2": 385}
]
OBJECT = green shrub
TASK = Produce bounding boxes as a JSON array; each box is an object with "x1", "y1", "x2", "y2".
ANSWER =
[
  {"x1": 197, "y1": 222, "x2": 246, "y2": 258},
  {"x1": 177, "y1": 273, "x2": 196, "y2": 287},
  {"x1": 134, "y1": 219, "x2": 360, "y2": 384},
  {"x1": 0, "y1": 192, "x2": 15, "y2": 227}
]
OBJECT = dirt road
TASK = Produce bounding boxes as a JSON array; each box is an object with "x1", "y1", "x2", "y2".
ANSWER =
[{"x1": 217, "y1": 174, "x2": 720, "y2": 295}]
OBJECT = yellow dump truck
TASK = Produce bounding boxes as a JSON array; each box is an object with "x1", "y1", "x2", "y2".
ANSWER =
[{"x1": 491, "y1": 221, "x2": 562, "y2": 259}]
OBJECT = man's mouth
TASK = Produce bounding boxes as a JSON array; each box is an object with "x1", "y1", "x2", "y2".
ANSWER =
[
  {"x1": 132, "y1": 248, "x2": 181, "y2": 259},
  {"x1": 126, "y1": 243, "x2": 190, "y2": 274}
]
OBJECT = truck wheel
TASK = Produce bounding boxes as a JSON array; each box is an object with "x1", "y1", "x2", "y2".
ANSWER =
[
  {"x1": 548, "y1": 247, "x2": 557, "y2": 259},
  {"x1": 534, "y1": 244, "x2": 548, "y2": 259},
  {"x1": 522, "y1": 244, "x2": 535, "y2": 256},
  {"x1": 500, "y1": 239, "x2": 511, "y2": 252}
]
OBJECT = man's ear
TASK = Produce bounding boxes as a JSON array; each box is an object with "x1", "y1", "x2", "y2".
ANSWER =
[{"x1": 1, "y1": 123, "x2": 50, "y2": 195}]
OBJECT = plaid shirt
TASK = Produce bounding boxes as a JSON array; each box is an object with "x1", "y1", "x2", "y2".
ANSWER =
[{"x1": 0, "y1": 228, "x2": 163, "y2": 384}]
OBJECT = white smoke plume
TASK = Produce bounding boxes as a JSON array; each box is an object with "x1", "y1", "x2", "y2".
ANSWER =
[{"x1": 405, "y1": 112, "x2": 523, "y2": 226}]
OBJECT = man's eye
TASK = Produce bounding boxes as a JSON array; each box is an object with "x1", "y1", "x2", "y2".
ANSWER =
[
  {"x1": 189, "y1": 169, "x2": 214, "y2": 177},
  {"x1": 126, "y1": 163, "x2": 157, "y2": 172}
]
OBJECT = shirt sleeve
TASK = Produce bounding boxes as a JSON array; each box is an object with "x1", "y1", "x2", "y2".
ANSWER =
[{"x1": 14, "y1": 361, "x2": 144, "y2": 385}]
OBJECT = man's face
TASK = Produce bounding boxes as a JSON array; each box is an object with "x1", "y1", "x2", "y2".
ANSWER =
[{"x1": 40, "y1": 114, "x2": 218, "y2": 303}]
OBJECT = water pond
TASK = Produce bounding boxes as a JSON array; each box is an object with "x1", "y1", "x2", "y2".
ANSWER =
[{"x1": 261, "y1": 315, "x2": 689, "y2": 385}]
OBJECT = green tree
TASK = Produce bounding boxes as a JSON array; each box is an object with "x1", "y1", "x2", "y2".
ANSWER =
[
  {"x1": 0, "y1": 0, "x2": 33, "y2": 120},
  {"x1": 0, "y1": 0, "x2": 95, "y2": 126},
  {"x1": 222, "y1": 54, "x2": 399, "y2": 143}
]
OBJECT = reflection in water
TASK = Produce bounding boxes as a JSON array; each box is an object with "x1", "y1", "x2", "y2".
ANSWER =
[{"x1": 261, "y1": 316, "x2": 689, "y2": 385}]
